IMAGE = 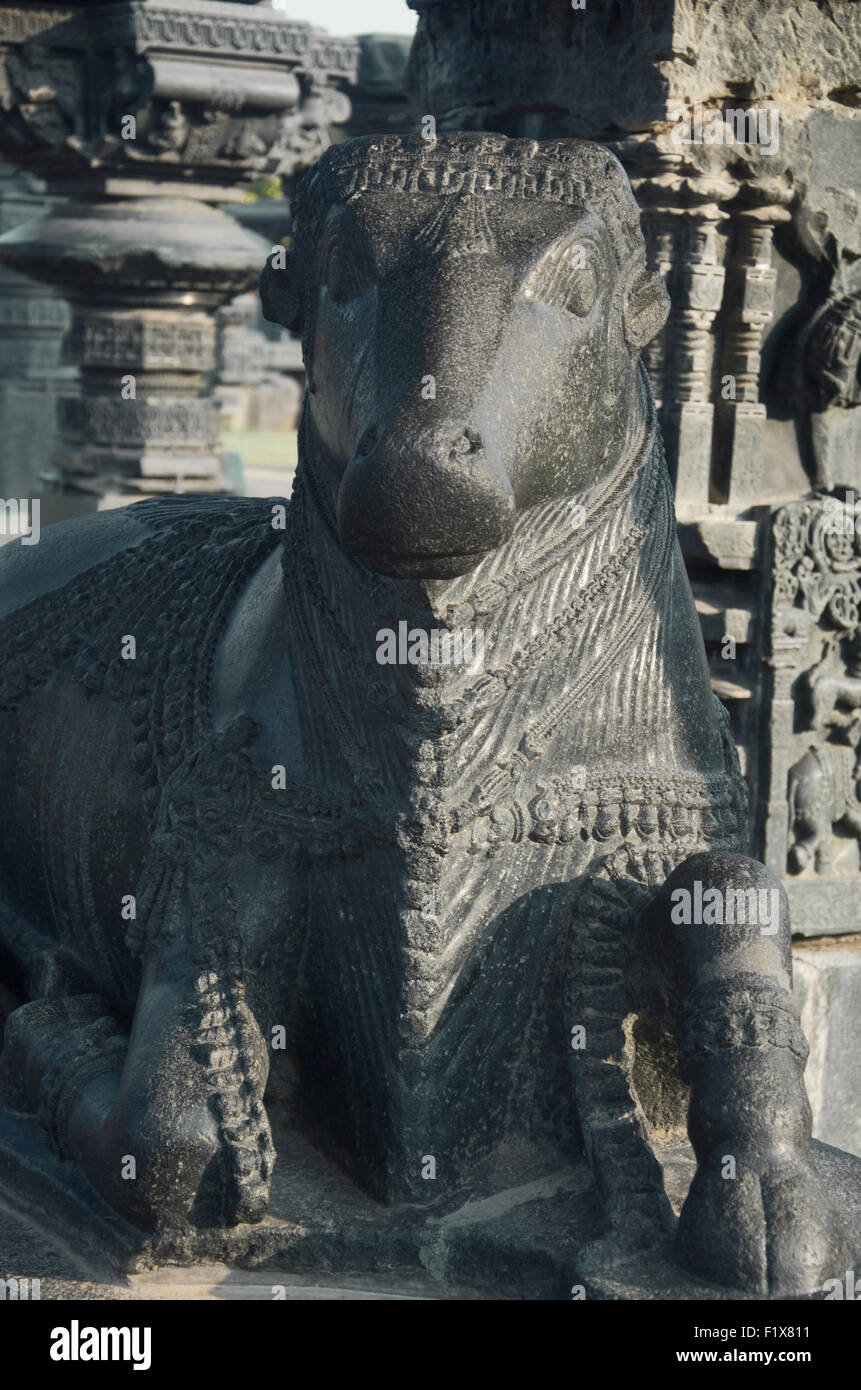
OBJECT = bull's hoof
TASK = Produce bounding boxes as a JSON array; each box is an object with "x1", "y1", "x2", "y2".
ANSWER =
[
  {"x1": 0, "y1": 991, "x2": 273, "y2": 1232},
  {"x1": 71, "y1": 1079, "x2": 231, "y2": 1233},
  {"x1": 68, "y1": 1003, "x2": 275, "y2": 1234},
  {"x1": 63, "y1": 1055, "x2": 272, "y2": 1233},
  {"x1": 94, "y1": 1099, "x2": 272, "y2": 1233},
  {"x1": 0, "y1": 994, "x2": 123, "y2": 1119},
  {"x1": 677, "y1": 1147, "x2": 848, "y2": 1295}
]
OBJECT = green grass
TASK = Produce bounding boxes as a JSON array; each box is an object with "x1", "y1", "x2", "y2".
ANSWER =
[{"x1": 220, "y1": 429, "x2": 298, "y2": 470}]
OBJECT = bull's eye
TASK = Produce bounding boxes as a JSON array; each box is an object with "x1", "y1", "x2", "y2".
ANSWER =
[
  {"x1": 565, "y1": 264, "x2": 599, "y2": 318},
  {"x1": 323, "y1": 236, "x2": 373, "y2": 304},
  {"x1": 522, "y1": 234, "x2": 604, "y2": 320}
]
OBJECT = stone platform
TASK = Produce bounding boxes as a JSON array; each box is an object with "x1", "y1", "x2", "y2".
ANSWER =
[{"x1": 1, "y1": 1109, "x2": 858, "y2": 1301}]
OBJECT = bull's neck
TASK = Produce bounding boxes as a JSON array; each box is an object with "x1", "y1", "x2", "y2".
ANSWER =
[{"x1": 281, "y1": 363, "x2": 670, "y2": 801}]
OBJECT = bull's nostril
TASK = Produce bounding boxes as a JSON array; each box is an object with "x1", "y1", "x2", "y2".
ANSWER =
[
  {"x1": 356, "y1": 426, "x2": 378, "y2": 458},
  {"x1": 451, "y1": 428, "x2": 483, "y2": 459}
]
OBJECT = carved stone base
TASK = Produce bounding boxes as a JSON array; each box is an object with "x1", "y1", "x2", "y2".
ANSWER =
[
  {"x1": 794, "y1": 935, "x2": 861, "y2": 1157},
  {"x1": 0, "y1": 1105, "x2": 858, "y2": 1299},
  {"x1": 787, "y1": 880, "x2": 861, "y2": 938}
]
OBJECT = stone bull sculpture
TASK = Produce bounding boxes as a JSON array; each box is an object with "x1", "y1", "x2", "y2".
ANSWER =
[{"x1": 0, "y1": 135, "x2": 856, "y2": 1297}]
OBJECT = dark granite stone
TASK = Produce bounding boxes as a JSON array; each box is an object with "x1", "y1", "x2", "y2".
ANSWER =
[{"x1": 0, "y1": 133, "x2": 856, "y2": 1298}]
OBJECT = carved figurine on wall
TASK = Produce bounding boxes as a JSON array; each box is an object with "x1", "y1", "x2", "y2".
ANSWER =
[
  {"x1": 0, "y1": 135, "x2": 856, "y2": 1298},
  {"x1": 787, "y1": 742, "x2": 861, "y2": 875},
  {"x1": 804, "y1": 629, "x2": 861, "y2": 738},
  {"x1": 788, "y1": 629, "x2": 861, "y2": 879},
  {"x1": 794, "y1": 286, "x2": 861, "y2": 493}
]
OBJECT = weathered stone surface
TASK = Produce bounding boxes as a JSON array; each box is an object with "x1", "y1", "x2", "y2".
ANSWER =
[
  {"x1": 340, "y1": 32, "x2": 412, "y2": 141},
  {"x1": 793, "y1": 935, "x2": 861, "y2": 1157},
  {"x1": 407, "y1": 1, "x2": 860, "y2": 139},
  {"x1": 0, "y1": 1, "x2": 358, "y2": 189},
  {"x1": 0, "y1": 1193, "x2": 467, "y2": 1300}
]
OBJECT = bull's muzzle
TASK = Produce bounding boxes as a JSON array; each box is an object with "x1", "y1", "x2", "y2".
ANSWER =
[{"x1": 336, "y1": 423, "x2": 516, "y2": 579}]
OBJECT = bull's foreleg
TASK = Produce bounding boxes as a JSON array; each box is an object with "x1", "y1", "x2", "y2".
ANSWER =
[
  {"x1": 643, "y1": 851, "x2": 847, "y2": 1295},
  {"x1": 1, "y1": 911, "x2": 273, "y2": 1232}
]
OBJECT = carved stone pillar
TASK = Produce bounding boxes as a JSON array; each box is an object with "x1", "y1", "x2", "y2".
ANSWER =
[
  {"x1": 666, "y1": 215, "x2": 724, "y2": 510},
  {"x1": 215, "y1": 287, "x2": 303, "y2": 438},
  {"x1": 715, "y1": 208, "x2": 785, "y2": 509},
  {"x1": 3, "y1": 196, "x2": 269, "y2": 497},
  {"x1": 618, "y1": 143, "x2": 733, "y2": 514},
  {"x1": 0, "y1": 161, "x2": 72, "y2": 500},
  {"x1": 0, "y1": 1, "x2": 357, "y2": 504}
]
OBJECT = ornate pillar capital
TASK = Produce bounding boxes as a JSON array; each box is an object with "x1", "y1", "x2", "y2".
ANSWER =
[{"x1": 0, "y1": 1, "x2": 358, "y2": 500}]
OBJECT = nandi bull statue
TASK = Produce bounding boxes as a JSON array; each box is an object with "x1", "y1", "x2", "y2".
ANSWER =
[{"x1": 0, "y1": 135, "x2": 857, "y2": 1299}]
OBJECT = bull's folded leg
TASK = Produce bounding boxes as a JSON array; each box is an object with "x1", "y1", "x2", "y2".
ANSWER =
[
  {"x1": 643, "y1": 851, "x2": 847, "y2": 1294},
  {"x1": 0, "y1": 921, "x2": 273, "y2": 1232}
]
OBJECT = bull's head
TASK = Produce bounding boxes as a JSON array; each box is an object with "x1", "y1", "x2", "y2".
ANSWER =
[{"x1": 260, "y1": 134, "x2": 668, "y2": 580}]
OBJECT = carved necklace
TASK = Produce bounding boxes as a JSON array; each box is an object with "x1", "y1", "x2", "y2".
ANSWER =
[{"x1": 279, "y1": 367, "x2": 747, "y2": 865}]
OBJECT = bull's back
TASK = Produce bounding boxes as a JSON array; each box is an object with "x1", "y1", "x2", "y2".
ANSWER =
[
  {"x1": 0, "y1": 512, "x2": 155, "y2": 990},
  {"x1": 0, "y1": 497, "x2": 283, "y2": 1005}
]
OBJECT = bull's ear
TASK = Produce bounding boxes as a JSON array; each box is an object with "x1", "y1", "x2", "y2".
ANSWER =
[
  {"x1": 622, "y1": 264, "x2": 670, "y2": 351},
  {"x1": 259, "y1": 246, "x2": 304, "y2": 334}
]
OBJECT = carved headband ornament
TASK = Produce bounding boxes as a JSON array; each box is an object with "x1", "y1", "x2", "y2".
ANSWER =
[
  {"x1": 291, "y1": 133, "x2": 644, "y2": 261},
  {"x1": 264, "y1": 134, "x2": 665, "y2": 347}
]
